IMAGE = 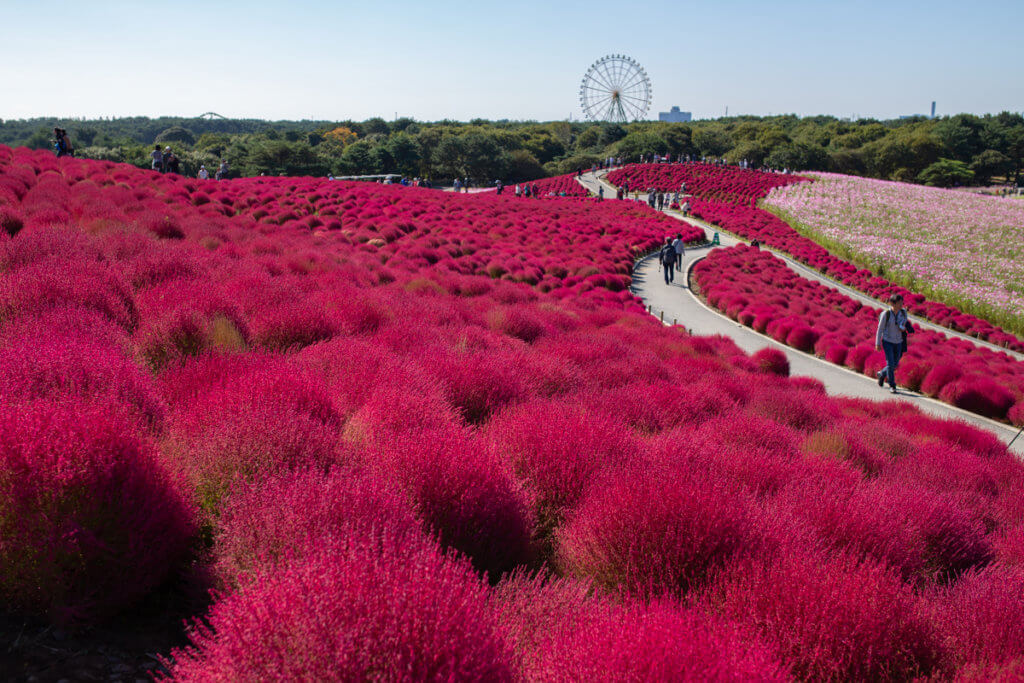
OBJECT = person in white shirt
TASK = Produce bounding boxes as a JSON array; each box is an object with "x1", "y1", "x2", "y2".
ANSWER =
[{"x1": 198, "y1": 165, "x2": 209, "y2": 180}]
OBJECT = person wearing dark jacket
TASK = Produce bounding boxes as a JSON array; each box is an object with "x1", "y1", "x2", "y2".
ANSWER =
[{"x1": 659, "y1": 238, "x2": 676, "y2": 284}]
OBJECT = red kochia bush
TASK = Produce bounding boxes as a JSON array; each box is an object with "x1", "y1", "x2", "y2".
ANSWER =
[
  {"x1": 212, "y1": 466, "x2": 420, "y2": 586},
  {"x1": 165, "y1": 529, "x2": 515, "y2": 681},
  {"x1": 750, "y1": 347, "x2": 790, "y2": 376},
  {"x1": 484, "y1": 400, "x2": 638, "y2": 533},
  {"x1": 359, "y1": 425, "x2": 536, "y2": 577},
  {"x1": 930, "y1": 566, "x2": 1024, "y2": 676},
  {"x1": 937, "y1": 376, "x2": 1016, "y2": 420},
  {"x1": 557, "y1": 463, "x2": 756, "y2": 597},
  {"x1": 713, "y1": 547, "x2": 942, "y2": 680},
  {"x1": 495, "y1": 573, "x2": 789, "y2": 681},
  {"x1": 0, "y1": 401, "x2": 194, "y2": 624},
  {"x1": 161, "y1": 356, "x2": 344, "y2": 515}
]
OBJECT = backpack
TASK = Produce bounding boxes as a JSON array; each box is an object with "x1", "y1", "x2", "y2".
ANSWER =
[{"x1": 660, "y1": 245, "x2": 675, "y2": 265}]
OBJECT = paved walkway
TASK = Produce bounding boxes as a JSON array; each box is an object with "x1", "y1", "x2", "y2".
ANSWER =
[
  {"x1": 576, "y1": 171, "x2": 1024, "y2": 454},
  {"x1": 582, "y1": 170, "x2": 1024, "y2": 359}
]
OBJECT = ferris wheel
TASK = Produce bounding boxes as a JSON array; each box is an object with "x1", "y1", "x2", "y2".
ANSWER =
[{"x1": 579, "y1": 55, "x2": 652, "y2": 123}]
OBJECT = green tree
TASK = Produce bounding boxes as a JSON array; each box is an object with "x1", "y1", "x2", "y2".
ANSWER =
[
  {"x1": 339, "y1": 140, "x2": 379, "y2": 175},
  {"x1": 661, "y1": 124, "x2": 695, "y2": 156},
  {"x1": 934, "y1": 115, "x2": 984, "y2": 161},
  {"x1": 386, "y1": 133, "x2": 421, "y2": 176},
  {"x1": 764, "y1": 142, "x2": 828, "y2": 171},
  {"x1": 248, "y1": 140, "x2": 328, "y2": 177},
  {"x1": 576, "y1": 126, "x2": 601, "y2": 150},
  {"x1": 432, "y1": 135, "x2": 466, "y2": 179},
  {"x1": 693, "y1": 127, "x2": 732, "y2": 157},
  {"x1": 727, "y1": 139, "x2": 766, "y2": 167},
  {"x1": 616, "y1": 131, "x2": 668, "y2": 159},
  {"x1": 970, "y1": 149, "x2": 1012, "y2": 184},
  {"x1": 599, "y1": 123, "x2": 627, "y2": 146},
  {"x1": 917, "y1": 158, "x2": 975, "y2": 187},
  {"x1": 154, "y1": 126, "x2": 196, "y2": 145},
  {"x1": 507, "y1": 150, "x2": 546, "y2": 181},
  {"x1": 363, "y1": 117, "x2": 390, "y2": 135}
]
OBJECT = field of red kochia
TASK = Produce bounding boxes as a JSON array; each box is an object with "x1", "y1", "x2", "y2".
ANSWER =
[
  {"x1": 607, "y1": 163, "x2": 1024, "y2": 351},
  {"x1": 693, "y1": 246, "x2": 1024, "y2": 424},
  {"x1": 1, "y1": 145, "x2": 1023, "y2": 680}
]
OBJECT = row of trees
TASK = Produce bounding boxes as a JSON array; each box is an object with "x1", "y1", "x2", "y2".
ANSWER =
[{"x1": 3, "y1": 113, "x2": 1023, "y2": 187}]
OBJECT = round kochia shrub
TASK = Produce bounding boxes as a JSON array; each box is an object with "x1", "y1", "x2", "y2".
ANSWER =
[
  {"x1": 937, "y1": 377, "x2": 1016, "y2": 420},
  {"x1": 713, "y1": 547, "x2": 942, "y2": 681},
  {"x1": 160, "y1": 356, "x2": 344, "y2": 515},
  {"x1": 484, "y1": 399, "x2": 637, "y2": 534},
  {"x1": 495, "y1": 573, "x2": 788, "y2": 681},
  {"x1": 751, "y1": 347, "x2": 789, "y2": 376},
  {"x1": 557, "y1": 463, "x2": 756, "y2": 597},
  {"x1": 0, "y1": 401, "x2": 194, "y2": 624},
  {"x1": 360, "y1": 426, "x2": 536, "y2": 578},
  {"x1": 212, "y1": 466, "x2": 420, "y2": 586},
  {"x1": 921, "y1": 364, "x2": 962, "y2": 398},
  {"x1": 929, "y1": 566, "x2": 1024, "y2": 676},
  {"x1": 165, "y1": 528, "x2": 515, "y2": 681}
]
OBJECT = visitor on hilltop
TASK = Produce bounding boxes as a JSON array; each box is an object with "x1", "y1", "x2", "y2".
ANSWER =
[
  {"x1": 598, "y1": 186, "x2": 604, "y2": 201},
  {"x1": 53, "y1": 128, "x2": 73, "y2": 157},
  {"x1": 198, "y1": 165, "x2": 209, "y2": 180},
  {"x1": 514, "y1": 183, "x2": 521, "y2": 197},
  {"x1": 165, "y1": 151, "x2": 180, "y2": 174},
  {"x1": 875, "y1": 293, "x2": 914, "y2": 394},
  {"x1": 463, "y1": 177, "x2": 470, "y2": 193},
  {"x1": 453, "y1": 178, "x2": 461, "y2": 193},
  {"x1": 150, "y1": 145, "x2": 163, "y2": 172},
  {"x1": 660, "y1": 237, "x2": 676, "y2": 285},
  {"x1": 673, "y1": 233, "x2": 685, "y2": 268},
  {"x1": 495, "y1": 180, "x2": 503, "y2": 195},
  {"x1": 162, "y1": 147, "x2": 172, "y2": 173},
  {"x1": 681, "y1": 201, "x2": 690, "y2": 217},
  {"x1": 216, "y1": 160, "x2": 229, "y2": 180}
]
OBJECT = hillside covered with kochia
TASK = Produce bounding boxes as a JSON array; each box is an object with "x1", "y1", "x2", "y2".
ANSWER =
[{"x1": 0, "y1": 146, "x2": 1022, "y2": 680}]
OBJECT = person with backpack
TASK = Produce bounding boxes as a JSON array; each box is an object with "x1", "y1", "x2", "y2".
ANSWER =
[
  {"x1": 875, "y1": 293, "x2": 913, "y2": 393},
  {"x1": 53, "y1": 128, "x2": 73, "y2": 157},
  {"x1": 165, "y1": 151, "x2": 180, "y2": 174},
  {"x1": 150, "y1": 145, "x2": 164, "y2": 172},
  {"x1": 659, "y1": 237, "x2": 676, "y2": 284}
]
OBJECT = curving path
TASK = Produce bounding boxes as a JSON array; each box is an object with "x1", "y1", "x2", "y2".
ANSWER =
[{"x1": 576, "y1": 171, "x2": 1024, "y2": 454}]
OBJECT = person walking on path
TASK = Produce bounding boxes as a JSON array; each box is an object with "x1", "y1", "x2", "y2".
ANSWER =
[
  {"x1": 216, "y1": 159, "x2": 229, "y2": 180},
  {"x1": 598, "y1": 186, "x2": 604, "y2": 201},
  {"x1": 659, "y1": 238, "x2": 676, "y2": 285},
  {"x1": 673, "y1": 233, "x2": 685, "y2": 268},
  {"x1": 875, "y1": 294, "x2": 912, "y2": 393}
]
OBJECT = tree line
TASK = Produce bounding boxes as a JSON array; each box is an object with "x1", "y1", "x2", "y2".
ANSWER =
[{"x1": 2, "y1": 112, "x2": 1022, "y2": 187}]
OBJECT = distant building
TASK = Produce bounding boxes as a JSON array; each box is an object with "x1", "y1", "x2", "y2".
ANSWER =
[{"x1": 659, "y1": 106, "x2": 692, "y2": 123}]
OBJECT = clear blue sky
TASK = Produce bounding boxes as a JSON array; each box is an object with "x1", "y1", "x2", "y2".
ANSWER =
[{"x1": 2, "y1": 0, "x2": 1021, "y2": 122}]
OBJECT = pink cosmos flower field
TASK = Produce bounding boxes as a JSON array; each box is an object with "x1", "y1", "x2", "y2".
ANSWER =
[{"x1": 764, "y1": 172, "x2": 1024, "y2": 337}]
